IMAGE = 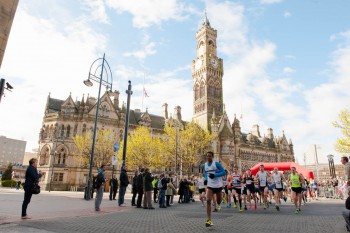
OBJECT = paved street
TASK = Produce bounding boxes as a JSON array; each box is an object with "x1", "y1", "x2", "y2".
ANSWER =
[{"x1": 0, "y1": 187, "x2": 347, "y2": 233}]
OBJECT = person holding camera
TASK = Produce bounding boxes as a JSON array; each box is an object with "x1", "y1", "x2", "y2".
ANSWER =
[{"x1": 21, "y1": 158, "x2": 42, "y2": 219}]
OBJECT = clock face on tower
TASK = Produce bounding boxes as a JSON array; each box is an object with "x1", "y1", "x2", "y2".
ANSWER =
[{"x1": 211, "y1": 58, "x2": 218, "y2": 68}]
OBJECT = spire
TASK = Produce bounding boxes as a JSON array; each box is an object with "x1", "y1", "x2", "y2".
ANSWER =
[
  {"x1": 203, "y1": 9, "x2": 210, "y2": 26},
  {"x1": 45, "y1": 92, "x2": 51, "y2": 113},
  {"x1": 81, "y1": 94, "x2": 85, "y2": 105}
]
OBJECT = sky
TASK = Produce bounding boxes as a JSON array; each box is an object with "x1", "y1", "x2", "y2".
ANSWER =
[{"x1": 1, "y1": 0, "x2": 350, "y2": 165}]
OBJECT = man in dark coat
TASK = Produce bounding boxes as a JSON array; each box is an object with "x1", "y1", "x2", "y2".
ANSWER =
[
  {"x1": 131, "y1": 171, "x2": 139, "y2": 206},
  {"x1": 22, "y1": 158, "x2": 42, "y2": 219},
  {"x1": 136, "y1": 168, "x2": 144, "y2": 208},
  {"x1": 118, "y1": 165, "x2": 129, "y2": 207},
  {"x1": 109, "y1": 175, "x2": 119, "y2": 200}
]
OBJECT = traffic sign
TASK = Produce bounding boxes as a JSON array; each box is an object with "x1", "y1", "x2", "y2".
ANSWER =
[{"x1": 113, "y1": 142, "x2": 120, "y2": 152}]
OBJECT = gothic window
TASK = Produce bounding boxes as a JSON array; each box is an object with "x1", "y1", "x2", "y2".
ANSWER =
[
  {"x1": 100, "y1": 103, "x2": 109, "y2": 117},
  {"x1": 82, "y1": 124, "x2": 86, "y2": 133},
  {"x1": 57, "y1": 147, "x2": 66, "y2": 165},
  {"x1": 44, "y1": 125, "x2": 49, "y2": 138},
  {"x1": 60, "y1": 125, "x2": 65, "y2": 137},
  {"x1": 200, "y1": 82, "x2": 205, "y2": 98},
  {"x1": 65, "y1": 104, "x2": 72, "y2": 113},
  {"x1": 73, "y1": 124, "x2": 78, "y2": 136},
  {"x1": 49, "y1": 125, "x2": 53, "y2": 138},
  {"x1": 66, "y1": 125, "x2": 70, "y2": 138},
  {"x1": 194, "y1": 84, "x2": 200, "y2": 100}
]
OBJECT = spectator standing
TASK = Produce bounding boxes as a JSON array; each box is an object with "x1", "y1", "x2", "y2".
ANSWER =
[
  {"x1": 131, "y1": 171, "x2": 139, "y2": 206},
  {"x1": 118, "y1": 165, "x2": 129, "y2": 207},
  {"x1": 95, "y1": 165, "x2": 106, "y2": 211},
  {"x1": 342, "y1": 187, "x2": 350, "y2": 232},
  {"x1": 21, "y1": 158, "x2": 42, "y2": 219},
  {"x1": 136, "y1": 168, "x2": 144, "y2": 208},
  {"x1": 342, "y1": 157, "x2": 350, "y2": 187},
  {"x1": 143, "y1": 168, "x2": 154, "y2": 209},
  {"x1": 152, "y1": 176, "x2": 158, "y2": 203},
  {"x1": 109, "y1": 175, "x2": 118, "y2": 201}
]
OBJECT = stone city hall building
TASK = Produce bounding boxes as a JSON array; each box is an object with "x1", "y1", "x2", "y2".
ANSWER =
[{"x1": 37, "y1": 16, "x2": 294, "y2": 191}]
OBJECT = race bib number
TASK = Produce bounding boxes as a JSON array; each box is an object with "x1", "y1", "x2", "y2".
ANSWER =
[
  {"x1": 275, "y1": 181, "x2": 282, "y2": 188},
  {"x1": 259, "y1": 177, "x2": 266, "y2": 186},
  {"x1": 246, "y1": 180, "x2": 252, "y2": 185}
]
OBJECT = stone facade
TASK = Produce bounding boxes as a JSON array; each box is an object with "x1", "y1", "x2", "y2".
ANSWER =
[
  {"x1": 192, "y1": 15, "x2": 294, "y2": 171},
  {"x1": 37, "y1": 15, "x2": 294, "y2": 191}
]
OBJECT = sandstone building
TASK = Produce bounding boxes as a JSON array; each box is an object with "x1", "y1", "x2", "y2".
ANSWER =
[{"x1": 37, "y1": 15, "x2": 294, "y2": 191}]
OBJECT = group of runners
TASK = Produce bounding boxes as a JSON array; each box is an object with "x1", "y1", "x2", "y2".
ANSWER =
[{"x1": 200, "y1": 151, "x2": 307, "y2": 227}]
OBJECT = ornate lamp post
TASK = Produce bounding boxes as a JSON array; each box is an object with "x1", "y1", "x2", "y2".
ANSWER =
[
  {"x1": 83, "y1": 54, "x2": 113, "y2": 200},
  {"x1": 327, "y1": 154, "x2": 336, "y2": 179}
]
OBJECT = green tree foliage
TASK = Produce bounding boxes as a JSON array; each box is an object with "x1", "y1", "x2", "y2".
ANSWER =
[
  {"x1": 333, "y1": 109, "x2": 350, "y2": 155},
  {"x1": 1, "y1": 163, "x2": 13, "y2": 181}
]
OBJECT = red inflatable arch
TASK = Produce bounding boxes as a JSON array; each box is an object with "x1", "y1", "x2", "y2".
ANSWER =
[{"x1": 250, "y1": 162, "x2": 314, "y2": 179}]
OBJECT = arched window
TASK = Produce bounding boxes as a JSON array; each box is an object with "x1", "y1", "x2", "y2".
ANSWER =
[
  {"x1": 195, "y1": 84, "x2": 200, "y2": 100},
  {"x1": 66, "y1": 125, "x2": 70, "y2": 138},
  {"x1": 200, "y1": 82, "x2": 205, "y2": 98},
  {"x1": 73, "y1": 124, "x2": 78, "y2": 136},
  {"x1": 60, "y1": 125, "x2": 65, "y2": 137},
  {"x1": 82, "y1": 124, "x2": 86, "y2": 133},
  {"x1": 57, "y1": 147, "x2": 66, "y2": 165}
]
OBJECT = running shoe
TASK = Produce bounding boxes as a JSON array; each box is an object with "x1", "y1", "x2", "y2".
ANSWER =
[
  {"x1": 254, "y1": 205, "x2": 257, "y2": 210},
  {"x1": 217, "y1": 205, "x2": 222, "y2": 212},
  {"x1": 276, "y1": 206, "x2": 280, "y2": 211},
  {"x1": 283, "y1": 196, "x2": 287, "y2": 202},
  {"x1": 295, "y1": 209, "x2": 300, "y2": 214},
  {"x1": 205, "y1": 219, "x2": 213, "y2": 227},
  {"x1": 233, "y1": 203, "x2": 237, "y2": 208},
  {"x1": 264, "y1": 204, "x2": 267, "y2": 210},
  {"x1": 227, "y1": 204, "x2": 231, "y2": 208},
  {"x1": 249, "y1": 204, "x2": 252, "y2": 209},
  {"x1": 213, "y1": 208, "x2": 218, "y2": 212},
  {"x1": 239, "y1": 208, "x2": 243, "y2": 212},
  {"x1": 244, "y1": 205, "x2": 248, "y2": 210}
]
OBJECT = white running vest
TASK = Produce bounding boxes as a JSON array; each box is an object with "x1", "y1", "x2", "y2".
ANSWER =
[
  {"x1": 272, "y1": 173, "x2": 282, "y2": 188},
  {"x1": 205, "y1": 162, "x2": 223, "y2": 188},
  {"x1": 198, "y1": 177, "x2": 205, "y2": 189},
  {"x1": 257, "y1": 171, "x2": 267, "y2": 187}
]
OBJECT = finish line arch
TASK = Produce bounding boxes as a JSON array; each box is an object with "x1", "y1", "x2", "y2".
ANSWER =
[{"x1": 250, "y1": 162, "x2": 314, "y2": 179}]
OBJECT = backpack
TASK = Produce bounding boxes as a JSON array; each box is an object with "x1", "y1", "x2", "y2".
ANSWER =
[
  {"x1": 157, "y1": 178, "x2": 163, "y2": 189},
  {"x1": 93, "y1": 173, "x2": 104, "y2": 189}
]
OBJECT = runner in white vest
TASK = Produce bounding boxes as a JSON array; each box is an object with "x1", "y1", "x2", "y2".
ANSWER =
[
  {"x1": 256, "y1": 164, "x2": 270, "y2": 209},
  {"x1": 272, "y1": 167, "x2": 285, "y2": 211},
  {"x1": 203, "y1": 151, "x2": 225, "y2": 227}
]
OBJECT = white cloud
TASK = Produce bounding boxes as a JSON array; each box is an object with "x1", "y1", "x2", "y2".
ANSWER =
[
  {"x1": 260, "y1": 0, "x2": 284, "y2": 4},
  {"x1": 81, "y1": 0, "x2": 109, "y2": 24},
  {"x1": 0, "y1": 5, "x2": 107, "y2": 151},
  {"x1": 106, "y1": 0, "x2": 187, "y2": 28},
  {"x1": 123, "y1": 34, "x2": 157, "y2": 59},
  {"x1": 284, "y1": 11, "x2": 291, "y2": 18},
  {"x1": 283, "y1": 67, "x2": 295, "y2": 73}
]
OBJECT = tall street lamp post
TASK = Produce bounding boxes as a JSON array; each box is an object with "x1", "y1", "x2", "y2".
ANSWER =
[
  {"x1": 121, "y1": 81, "x2": 132, "y2": 168},
  {"x1": 83, "y1": 54, "x2": 113, "y2": 200}
]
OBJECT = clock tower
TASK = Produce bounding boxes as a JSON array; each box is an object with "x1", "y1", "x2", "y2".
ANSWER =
[{"x1": 192, "y1": 14, "x2": 224, "y2": 131}]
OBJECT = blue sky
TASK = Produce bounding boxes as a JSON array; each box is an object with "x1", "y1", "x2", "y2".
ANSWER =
[{"x1": 1, "y1": 0, "x2": 350, "y2": 165}]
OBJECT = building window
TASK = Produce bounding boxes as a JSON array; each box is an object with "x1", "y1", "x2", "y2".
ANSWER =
[
  {"x1": 57, "y1": 148, "x2": 66, "y2": 165},
  {"x1": 66, "y1": 125, "x2": 70, "y2": 138},
  {"x1": 53, "y1": 173, "x2": 64, "y2": 182}
]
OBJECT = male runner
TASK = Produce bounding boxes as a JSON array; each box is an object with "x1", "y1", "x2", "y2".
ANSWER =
[
  {"x1": 204, "y1": 151, "x2": 226, "y2": 227},
  {"x1": 289, "y1": 166, "x2": 304, "y2": 214},
  {"x1": 231, "y1": 166, "x2": 243, "y2": 212},
  {"x1": 256, "y1": 164, "x2": 270, "y2": 209},
  {"x1": 197, "y1": 173, "x2": 206, "y2": 207},
  {"x1": 244, "y1": 169, "x2": 257, "y2": 210},
  {"x1": 272, "y1": 167, "x2": 285, "y2": 211}
]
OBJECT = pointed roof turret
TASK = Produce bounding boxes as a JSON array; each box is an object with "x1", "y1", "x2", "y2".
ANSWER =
[
  {"x1": 202, "y1": 9, "x2": 210, "y2": 26},
  {"x1": 81, "y1": 94, "x2": 85, "y2": 105}
]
